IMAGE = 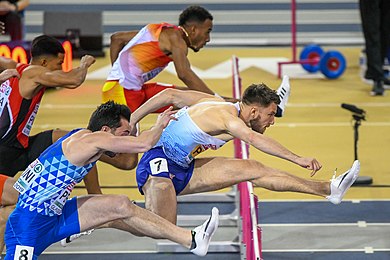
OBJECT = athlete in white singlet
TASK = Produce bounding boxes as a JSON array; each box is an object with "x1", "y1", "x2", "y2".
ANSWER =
[{"x1": 132, "y1": 84, "x2": 360, "y2": 225}]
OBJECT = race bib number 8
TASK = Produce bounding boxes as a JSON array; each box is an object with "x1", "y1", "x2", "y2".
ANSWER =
[
  {"x1": 149, "y1": 158, "x2": 168, "y2": 175},
  {"x1": 14, "y1": 245, "x2": 34, "y2": 260}
]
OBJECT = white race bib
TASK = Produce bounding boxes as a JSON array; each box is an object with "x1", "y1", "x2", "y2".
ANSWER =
[
  {"x1": 149, "y1": 158, "x2": 168, "y2": 175},
  {"x1": 22, "y1": 103, "x2": 40, "y2": 137},
  {"x1": 14, "y1": 245, "x2": 34, "y2": 260},
  {"x1": 141, "y1": 66, "x2": 165, "y2": 82},
  {"x1": 0, "y1": 80, "x2": 11, "y2": 115}
]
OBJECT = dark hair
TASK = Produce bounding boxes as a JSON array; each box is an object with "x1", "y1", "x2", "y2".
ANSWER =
[
  {"x1": 30, "y1": 35, "x2": 65, "y2": 58},
  {"x1": 242, "y1": 83, "x2": 280, "y2": 107},
  {"x1": 179, "y1": 5, "x2": 213, "y2": 26},
  {"x1": 87, "y1": 101, "x2": 131, "y2": 132}
]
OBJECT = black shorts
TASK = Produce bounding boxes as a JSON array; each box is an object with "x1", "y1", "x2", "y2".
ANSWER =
[{"x1": 0, "y1": 130, "x2": 53, "y2": 177}]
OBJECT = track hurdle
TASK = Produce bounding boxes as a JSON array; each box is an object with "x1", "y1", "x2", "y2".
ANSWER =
[{"x1": 232, "y1": 55, "x2": 262, "y2": 260}]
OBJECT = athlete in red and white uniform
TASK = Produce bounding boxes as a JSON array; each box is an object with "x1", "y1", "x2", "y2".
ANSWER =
[
  {"x1": 0, "y1": 35, "x2": 97, "y2": 251},
  {"x1": 0, "y1": 63, "x2": 49, "y2": 177}
]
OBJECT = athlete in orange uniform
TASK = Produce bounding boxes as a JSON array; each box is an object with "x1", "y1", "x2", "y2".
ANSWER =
[
  {"x1": 103, "y1": 5, "x2": 290, "y2": 116},
  {"x1": 103, "y1": 23, "x2": 179, "y2": 112},
  {"x1": 102, "y1": 6, "x2": 233, "y2": 113}
]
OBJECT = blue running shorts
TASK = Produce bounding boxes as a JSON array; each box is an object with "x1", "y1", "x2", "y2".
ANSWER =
[
  {"x1": 5, "y1": 197, "x2": 80, "y2": 260},
  {"x1": 136, "y1": 147, "x2": 195, "y2": 195}
]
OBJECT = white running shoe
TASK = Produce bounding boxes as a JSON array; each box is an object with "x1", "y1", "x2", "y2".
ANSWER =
[
  {"x1": 326, "y1": 160, "x2": 360, "y2": 205},
  {"x1": 190, "y1": 207, "x2": 219, "y2": 256},
  {"x1": 275, "y1": 75, "x2": 291, "y2": 117},
  {"x1": 60, "y1": 229, "x2": 95, "y2": 247}
]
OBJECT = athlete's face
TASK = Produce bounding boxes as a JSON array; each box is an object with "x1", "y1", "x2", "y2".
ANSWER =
[
  {"x1": 189, "y1": 19, "x2": 212, "y2": 52},
  {"x1": 101, "y1": 117, "x2": 131, "y2": 158},
  {"x1": 45, "y1": 53, "x2": 65, "y2": 71},
  {"x1": 249, "y1": 103, "x2": 277, "y2": 134},
  {"x1": 111, "y1": 117, "x2": 132, "y2": 137}
]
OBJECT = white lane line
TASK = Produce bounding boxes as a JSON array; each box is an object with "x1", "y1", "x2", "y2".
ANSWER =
[
  {"x1": 44, "y1": 248, "x2": 390, "y2": 255},
  {"x1": 276, "y1": 122, "x2": 390, "y2": 127},
  {"x1": 357, "y1": 221, "x2": 367, "y2": 227},
  {"x1": 44, "y1": 250, "x2": 159, "y2": 254},
  {"x1": 288, "y1": 102, "x2": 390, "y2": 108}
]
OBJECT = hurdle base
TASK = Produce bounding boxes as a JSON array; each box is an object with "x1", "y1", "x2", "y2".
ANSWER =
[
  {"x1": 177, "y1": 209, "x2": 238, "y2": 227},
  {"x1": 157, "y1": 241, "x2": 240, "y2": 253},
  {"x1": 352, "y1": 176, "x2": 373, "y2": 186},
  {"x1": 177, "y1": 191, "x2": 236, "y2": 203}
]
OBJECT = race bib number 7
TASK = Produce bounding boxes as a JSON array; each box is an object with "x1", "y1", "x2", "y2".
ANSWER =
[{"x1": 149, "y1": 158, "x2": 168, "y2": 175}]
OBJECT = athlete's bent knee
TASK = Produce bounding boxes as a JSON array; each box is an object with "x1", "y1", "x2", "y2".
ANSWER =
[
  {"x1": 113, "y1": 195, "x2": 136, "y2": 216},
  {"x1": 148, "y1": 177, "x2": 173, "y2": 192}
]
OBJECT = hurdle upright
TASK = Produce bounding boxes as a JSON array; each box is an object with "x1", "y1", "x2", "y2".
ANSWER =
[{"x1": 232, "y1": 55, "x2": 262, "y2": 260}]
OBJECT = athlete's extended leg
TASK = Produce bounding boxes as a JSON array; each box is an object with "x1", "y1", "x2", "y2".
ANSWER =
[
  {"x1": 181, "y1": 157, "x2": 359, "y2": 204},
  {"x1": 62, "y1": 179, "x2": 179, "y2": 247},
  {"x1": 76, "y1": 194, "x2": 219, "y2": 256},
  {"x1": 181, "y1": 157, "x2": 328, "y2": 196}
]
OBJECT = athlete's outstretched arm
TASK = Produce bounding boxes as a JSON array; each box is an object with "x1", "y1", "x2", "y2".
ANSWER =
[
  {"x1": 100, "y1": 153, "x2": 138, "y2": 170},
  {"x1": 101, "y1": 108, "x2": 176, "y2": 153},
  {"x1": 33, "y1": 55, "x2": 96, "y2": 88},
  {"x1": 63, "y1": 108, "x2": 176, "y2": 165},
  {"x1": 0, "y1": 69, "x2": 19, "y2": 83},
  {"x1": 224, "y1": 114, "x2": 322, "y2": 175},
  {"x1": 130, "y1": 88, "x2": 216, "y2": 124},
  {"x1": 0, "y1": 56, "x2": 17, "y2": 70},
  {"x1": 168, "y1": 30, "x2": 215, "y2": 95},
  {"x1": 52, "y1": 129, "x2": 137, "y2": 170}
]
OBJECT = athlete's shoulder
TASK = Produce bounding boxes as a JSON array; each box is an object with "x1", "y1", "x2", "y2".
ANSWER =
[
  {"x1": 160, "y1": 22, "x2": 178, "y2": 29},
  {"x1": 20, "y1": 64, "x2": 50, "y2": 79},
  {"x1": 160, "y1": 22, "x2": 181, "y2": 35}
]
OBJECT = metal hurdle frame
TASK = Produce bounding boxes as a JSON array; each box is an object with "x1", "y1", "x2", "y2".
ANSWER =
[{"x1": 232, "y1": 56, "x2": 262, "y2": 260}]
